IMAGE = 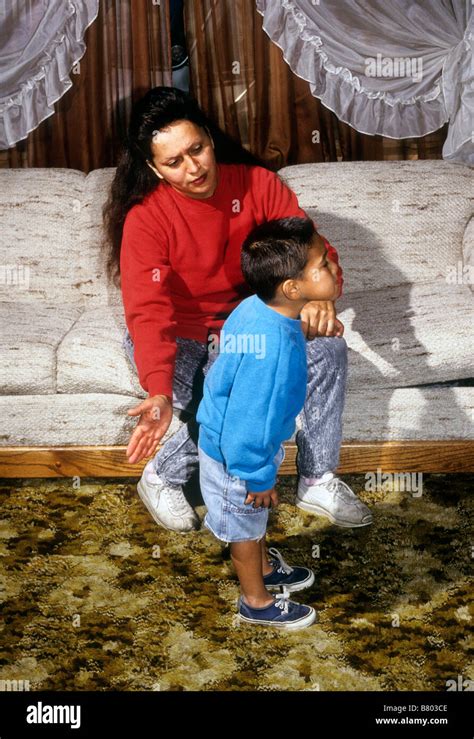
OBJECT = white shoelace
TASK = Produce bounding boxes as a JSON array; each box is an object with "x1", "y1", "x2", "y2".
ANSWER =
[
  {"x1": 325, "y1": 477, "x2": 359, "y2": 502},
  {"x1": 146, "y1": 468, "x2": 193, "y2": 516},
  {"x1": 274, "y1": 587, "x2": 291, "y2": 613},
  {"x1": 268, "y1": 547, "x2": 293, "y2": 575}
]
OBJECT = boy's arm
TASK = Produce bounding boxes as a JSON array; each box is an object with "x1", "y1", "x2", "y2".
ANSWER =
[{"x1": 219, "y1": 336, "x2": 288, "y2": 493}]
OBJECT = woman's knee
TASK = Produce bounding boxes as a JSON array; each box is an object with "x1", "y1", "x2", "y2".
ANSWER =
[
  {"x1": 332, "y1": 336, "x2": 348, "y2": 369},
  {"x1": 306, "y1": 335, "x2": 348, "y2": 370}
]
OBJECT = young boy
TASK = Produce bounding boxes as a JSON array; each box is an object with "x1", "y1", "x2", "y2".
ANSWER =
[{"x1": 196, "y1": 216, "x2": 340, "y2": 629}]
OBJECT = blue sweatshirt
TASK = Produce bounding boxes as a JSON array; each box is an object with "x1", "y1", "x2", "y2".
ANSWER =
[{"x1": 196, "y1": 294, "x2": 308, "y2": 492}]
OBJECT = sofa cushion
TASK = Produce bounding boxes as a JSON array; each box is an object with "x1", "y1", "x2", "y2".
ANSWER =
[
  {"x1": 0, "y1": 302, "x2": 82, "y2": 395},
  {"x1": 279, "y1": 160, "x2": 473, "y2": 293},
  {"x1": 55, "y1": 277, "x2": 472, "y2": 398},
  {"x1": 340, "y1": 280, "x2": 473, "y2": 388},
  {"x1": 78, "y1": 168, "x2": 117, "y2": 307},
  {"x1": 341, "y1": 386, "x2": 473, "y2": 441},
  {"x1": 56, "y1": 306, "x2": 145, "y2": 397},
  {"x1": 0, "y1": 393, "x2": 184, "y2": 447},
  {"x1": 0, "y1": 169, "x2": 89, "y2": 304},
  {"x1": 462, "y1": 216, "x2": 474, "y2": 294},
  {"x1": 0, "y1": 387, "x2": 471, "y2": 447}
]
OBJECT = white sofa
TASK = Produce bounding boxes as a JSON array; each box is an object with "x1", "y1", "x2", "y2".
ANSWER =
[{"x1": 0, "y1": 161, "x2": 472, "y2": 457}]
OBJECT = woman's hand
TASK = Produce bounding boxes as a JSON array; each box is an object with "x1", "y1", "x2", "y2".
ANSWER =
[
  {"x1": 300, "y1": 300, "x2": 345, "y2": 340},
  {"x1": 125, "y1": 394, "x2": 173, "y2": 465}
]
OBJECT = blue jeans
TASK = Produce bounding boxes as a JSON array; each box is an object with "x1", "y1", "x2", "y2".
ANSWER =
[
  {"x1": 198, "y1": 443, "x2": 286, "y2": 543},
  {"x1": 122, "y1": 327, "x2": 348, "y2": 484}
]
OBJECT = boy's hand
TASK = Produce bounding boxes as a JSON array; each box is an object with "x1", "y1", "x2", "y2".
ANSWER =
[
  {"x1": 300, "y1": 300, "x2": 345, "y2": 339},
  {"x1": 244, "y1": 487, "x2": 278, "y2": 509}
]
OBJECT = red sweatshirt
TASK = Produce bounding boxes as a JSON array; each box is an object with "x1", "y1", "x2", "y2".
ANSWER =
[{"x1": 120, "y1": 163, "x2": 343, "y2": 398}]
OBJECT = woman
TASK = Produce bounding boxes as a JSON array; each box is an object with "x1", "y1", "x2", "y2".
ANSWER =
[{"x1": 103, "y1": 86, "x2": 372, "y2": 533}]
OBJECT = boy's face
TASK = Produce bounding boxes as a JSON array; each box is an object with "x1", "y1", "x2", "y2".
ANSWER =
[{"x1": 296, "y1": 234, "x2": 339, "y2": 301}]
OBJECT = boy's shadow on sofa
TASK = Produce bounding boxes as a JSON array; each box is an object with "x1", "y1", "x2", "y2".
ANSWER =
[{"x1": 313, "y1": 214, "x2": 472, "y2": 456}]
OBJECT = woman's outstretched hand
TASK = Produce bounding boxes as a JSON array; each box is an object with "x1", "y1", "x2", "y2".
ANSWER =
[{"x1": 125, "y1": 394, "x2": 173, "y2": 465}]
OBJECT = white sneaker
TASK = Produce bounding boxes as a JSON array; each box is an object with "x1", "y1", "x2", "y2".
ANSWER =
[
  {"x1": 296, "y1": 472, "x2": 373, "y2": 528},
  {"x1": 137, "y1": 460, "x2": 200, "y2": 532}
]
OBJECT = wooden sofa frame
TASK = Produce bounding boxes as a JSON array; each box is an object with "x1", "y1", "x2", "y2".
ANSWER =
[{"x1": 1, "y1": 440, "x2": 473, "y2": 478}]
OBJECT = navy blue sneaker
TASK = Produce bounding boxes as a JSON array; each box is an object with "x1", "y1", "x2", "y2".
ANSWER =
[
  {"x1": 237, "y1": 588, "x2": 316, "y2": 630},
  {"x1": 263, "y1": 547, "x2": 315, "y2": 593}
]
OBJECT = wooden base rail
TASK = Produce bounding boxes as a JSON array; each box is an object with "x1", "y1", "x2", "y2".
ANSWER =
[{"x1": 0, "y1": 441, "x2": 472, "y2": 478}]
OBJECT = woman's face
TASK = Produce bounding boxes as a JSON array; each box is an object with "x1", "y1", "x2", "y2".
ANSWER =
[{"x1": 147, "y1": 120, "x2": 218, "y2": 200}]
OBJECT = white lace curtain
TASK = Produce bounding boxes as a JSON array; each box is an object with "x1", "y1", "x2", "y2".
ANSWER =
[
  {"x1": 256, "y1": 0, "x2": 473, "y2": 164},
  {"x1": 0, "y1": 0, "x2": 99, "y2": 150}
]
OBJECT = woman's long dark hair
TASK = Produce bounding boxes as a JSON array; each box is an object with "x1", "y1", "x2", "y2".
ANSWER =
[{"x1": 103, "y1": 86, "x2": 270, "y2": 287}]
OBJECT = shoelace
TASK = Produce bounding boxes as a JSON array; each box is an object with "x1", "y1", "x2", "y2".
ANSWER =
[
  {"x1": 274, "y1": 587, "x2": 291, "y2": 614},
  {"x1": 325, "y1": 477, "x2": 360, "y2": 503},
  {"x1": 268, "y1": 547, "x2": 293, "y2": 575},
  {"x1": 146, "y1": 469, "x2": 193, "y2": 516}
]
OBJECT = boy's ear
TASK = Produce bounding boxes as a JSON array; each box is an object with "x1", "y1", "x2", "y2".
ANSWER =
[{"x1": 281, "y1": 278, "x2": 300, "y2": 300}]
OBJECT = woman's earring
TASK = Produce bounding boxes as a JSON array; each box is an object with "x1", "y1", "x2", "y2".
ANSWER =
[
  {"x1": 206, "y1": 130, "x2": 215, "y2": 149},
  {"x1": 147, "y1": 161, "x2": 163, "y2": 179}
]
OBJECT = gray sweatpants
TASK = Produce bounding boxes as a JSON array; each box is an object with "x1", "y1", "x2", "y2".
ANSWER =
[{"x1": 123, "y1": 327, "x2": 348, "y2": 485}]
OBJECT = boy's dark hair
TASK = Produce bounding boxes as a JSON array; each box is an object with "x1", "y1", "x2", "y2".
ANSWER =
[{"x1": 241, "y1": 217, "x2": 316, "y2": 301}]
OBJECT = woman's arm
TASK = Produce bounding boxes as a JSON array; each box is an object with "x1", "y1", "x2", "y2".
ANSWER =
[
  {"x1": 120, "y1": 203, "x2": 178, "y2": 463},
  {"x1": 120, "y1": 203, "x2": 177, "y2": 398}
]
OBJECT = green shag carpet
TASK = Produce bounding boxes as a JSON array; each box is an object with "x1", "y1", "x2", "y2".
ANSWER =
[{"x1": 0, "y1": 473, "x2": 472, "y2": 691}]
